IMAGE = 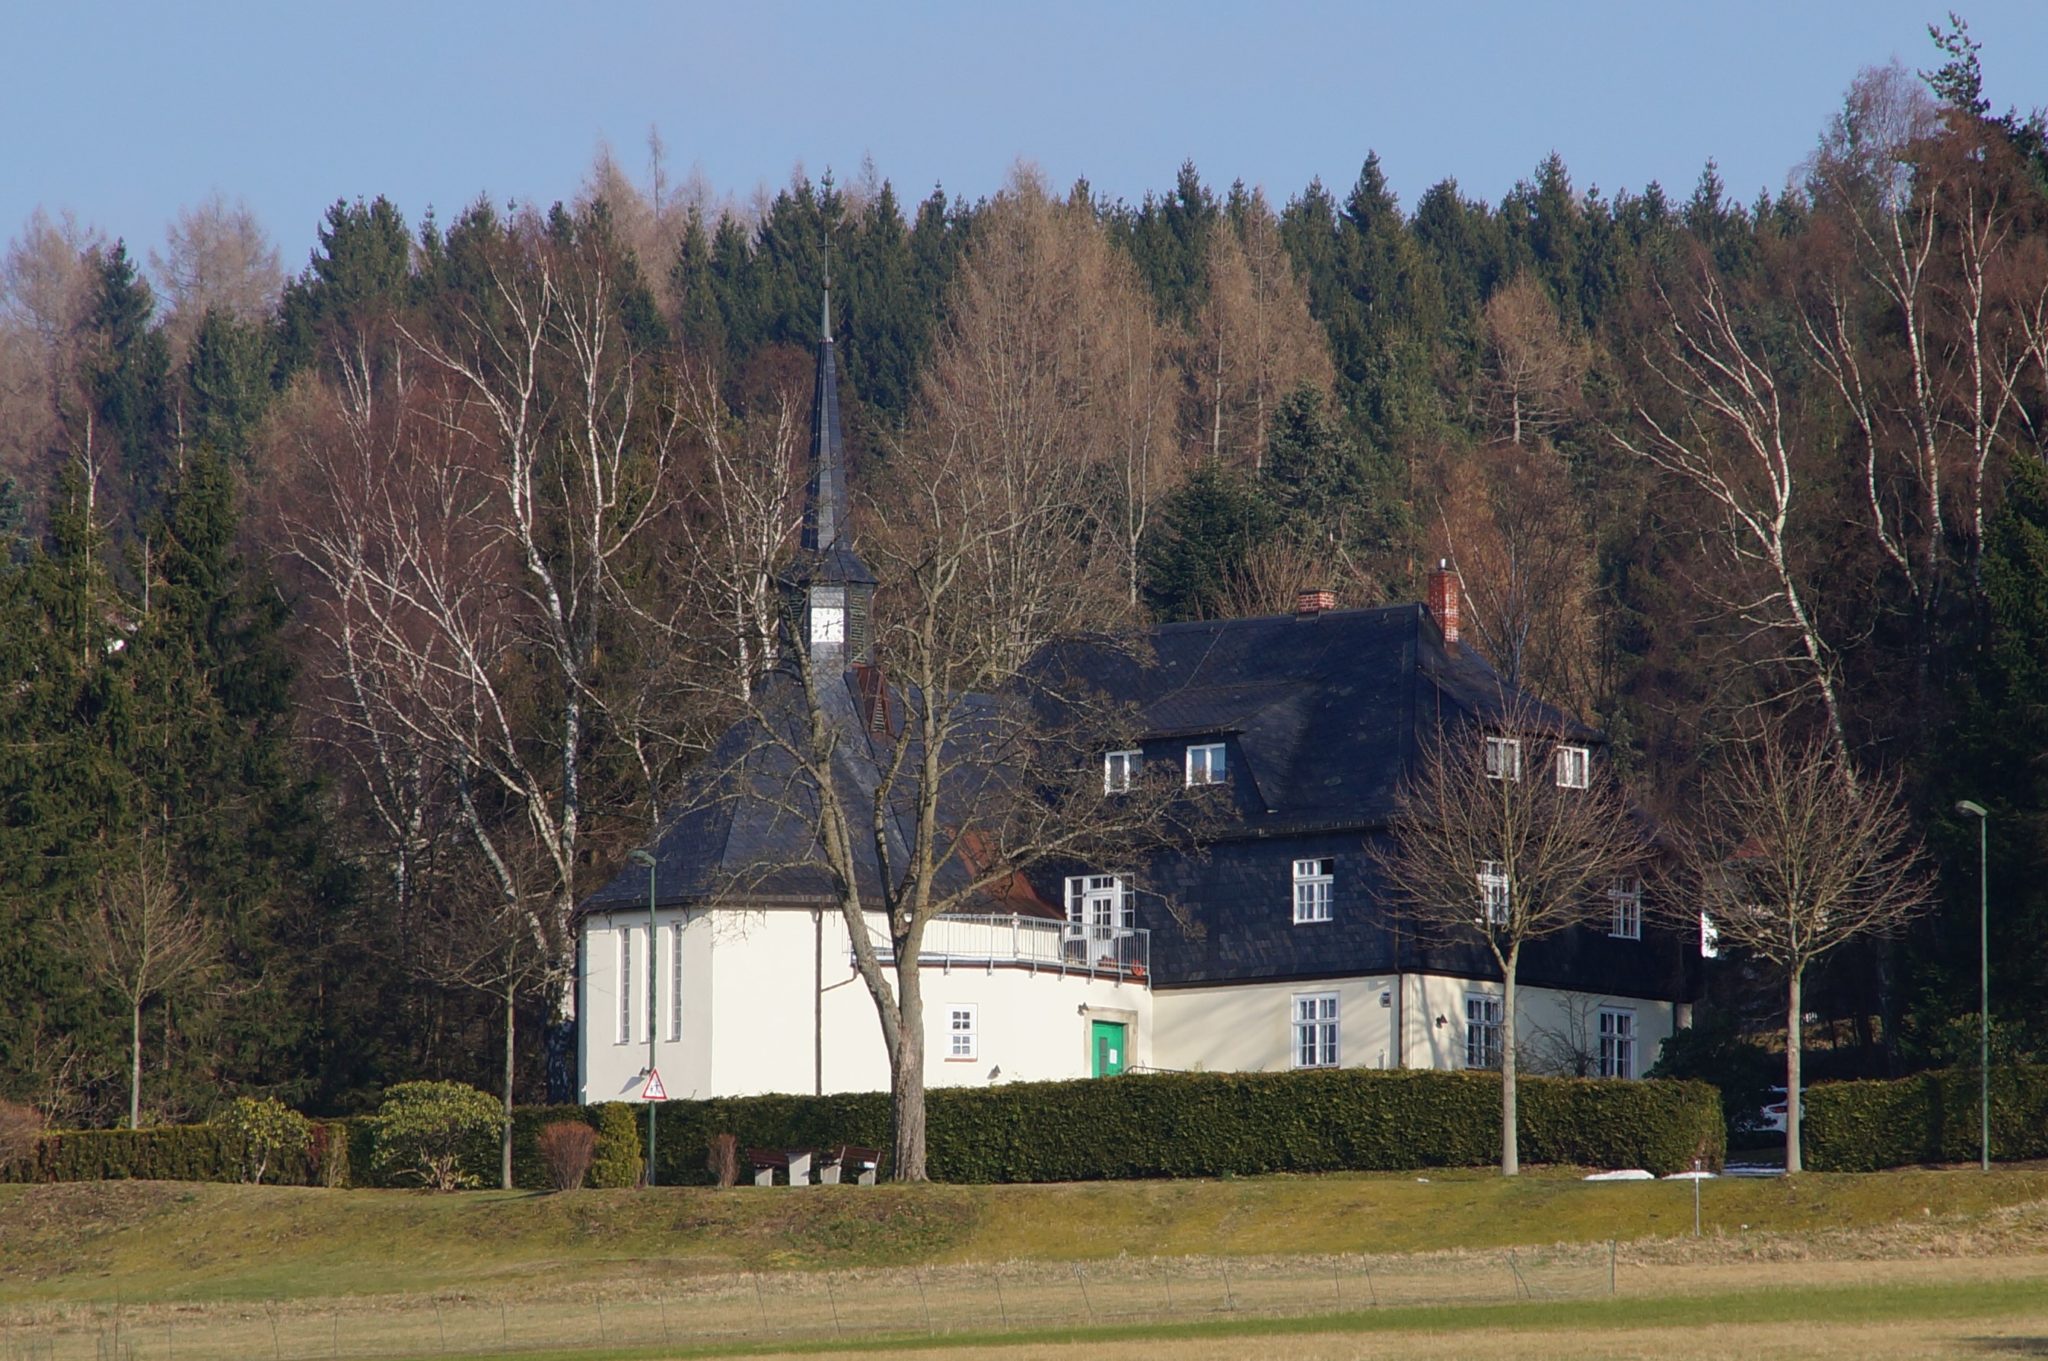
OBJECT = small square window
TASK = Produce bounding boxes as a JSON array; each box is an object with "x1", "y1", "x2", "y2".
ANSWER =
[
  {"x1": 1104, "y1": 749, "x2": 1141, "y2": 793},
  {"x1": 1485, "y1": 736, "x2": 1521, "y2": 781},
  {"x1": 1292, "y1": 858, "x2": 1333, "y2": 923},
  {"x1": 1476, "y1": 860, "x2": 1510, "y2": 927},
  {"x1": 1186, "y1": 743, "x2": 1227, "y2": 786},
  {"x1": 1555, "y1": 744, "x2": 1590, "y2": 789},
  {"x1": 1608, "y1": 877, "x2": 1643, "y2": 940},
  {"x1": 948, "y1": 1005, "x2": 978, "y2": 1061}
]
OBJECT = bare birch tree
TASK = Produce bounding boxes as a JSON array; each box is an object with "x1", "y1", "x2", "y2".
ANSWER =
[
  {"x1": 1614, "y1": 252, "x2": 1852, "y2": 765},
  {"x1": 1372, "y1": 698, "x2": 1647, "y2": 1175},
  {"x1": 1668, "y1": 723, "x2": 1932, "y2": 1172}
]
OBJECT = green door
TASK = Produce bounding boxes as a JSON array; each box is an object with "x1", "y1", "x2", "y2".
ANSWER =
[{"x1": 1091, "y1": 1021, "x2": 1127, "y2": 1077}]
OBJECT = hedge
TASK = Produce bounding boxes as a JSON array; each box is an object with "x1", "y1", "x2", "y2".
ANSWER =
[
  {"x1": 0, "y1": 1071, "x2": 1723, "y2": 1187},
  {"x1": 647, "y1": 1070, "x2": 1724, "y2": 1183},
  {"x1": 4, "y1": 1121, "x2": 350, "y2": 1186},
  {"x1": 1805, "y1": 1065, "x2": 2048, "y2": 1172}
]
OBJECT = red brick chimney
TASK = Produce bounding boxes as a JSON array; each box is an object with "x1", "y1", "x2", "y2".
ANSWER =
[
  {"x1": 1426, "y1": 559, "x2": 1460, "y2": 647},
  {"x1": 1295, "y1": 586, "x2": 1337, "y2": 617}
]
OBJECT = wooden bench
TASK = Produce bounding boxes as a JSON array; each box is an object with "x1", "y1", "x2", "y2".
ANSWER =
[
  {"x1": 745, "y1": 1147, "x2": 814, "y2": 1186},
  {"x1": 819, "y1": 1145, "x2": 880, "y2": 1186}
]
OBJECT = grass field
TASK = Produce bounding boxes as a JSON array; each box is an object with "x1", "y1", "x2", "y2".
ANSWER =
[{"x1": 5, "y1": 1167, "x2": 2048, "y2": 1359}]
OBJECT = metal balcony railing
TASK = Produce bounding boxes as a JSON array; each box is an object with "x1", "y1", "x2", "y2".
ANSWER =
[{"x1": 854, "y1": 914, "x2": 1150, "y2": 984}]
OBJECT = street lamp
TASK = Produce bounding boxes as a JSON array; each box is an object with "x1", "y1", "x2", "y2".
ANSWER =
[
  {"x1": 1955, "y1": 800, "x2": 1989, "y2": 1173},
  {"x1": 628, "y1": 849, "x2": 659, "y2": 1186}
]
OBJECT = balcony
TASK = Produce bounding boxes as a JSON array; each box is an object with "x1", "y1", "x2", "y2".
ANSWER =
[{"x1": 855, "y1": 914, "x2": 1150, "y2": 985}]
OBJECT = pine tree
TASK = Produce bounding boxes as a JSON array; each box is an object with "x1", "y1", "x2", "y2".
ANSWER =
[{"x1": 1140, "y1": 459, "x2": 1281, "y2": 622}]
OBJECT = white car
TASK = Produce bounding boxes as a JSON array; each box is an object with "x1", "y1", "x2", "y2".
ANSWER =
[{"x1": 1757, "y1": 1087, "x2": 1806, "y2": 1133}]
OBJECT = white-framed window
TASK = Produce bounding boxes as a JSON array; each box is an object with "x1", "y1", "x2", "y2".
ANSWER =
[
  {"x1": 668, "y1": 921, "x2": 684, "y2": 1041},
  {"x1": 1292, "y1": 992, "x2": 1340, "y2": 1068},
  {"x1": 1598, "y1": 1007, "x2": 1637, "y2": 1079},
  {"x1": 1608, "y1": 877, "x2": 1643, "y2": 940},
  {"x1": 1104, "y1": 749, "x2": 1141, "y2": 793},
  {"x1": 1485, "y1": 736, "x2": 1521, "y2": 781},
  {"x1": 1065, "y1": 875, "x2": 1133, "y2": 930},
  {"x1": 1465, "y1": 993, "x2": 1503, "y2": 1070},
  {"x1": 809, "y1": 586, "x2": 845, "y2": 647},
  {"x1": 1186, "y1": 742, "x2": 1227, "y2": 786},
  {"x1": 617, "y1": 928, "x2": 633, "y2": 1045},
  {"x1": 948, "y1": 1004, "x2": 978, "y2": 1060},
  {"x1": 1476, "y1": 859, "x2": 1510, "y2": 927},
  {"x1": 1292, "y1": 858, "x2": 1333, "y2": 923},
  {"x1": 1555, "y1": 744, "x2": 1590, "y2": 789}
]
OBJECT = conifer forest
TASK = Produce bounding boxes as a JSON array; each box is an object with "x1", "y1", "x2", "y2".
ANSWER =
[{"x1": 3, "y1": 22, "x2": 2046, "y2": 1125}]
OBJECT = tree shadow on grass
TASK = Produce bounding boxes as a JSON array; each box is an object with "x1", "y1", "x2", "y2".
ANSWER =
[{"x1": 1965, "y1": 1341, "x2": 2048, "y2": 1355}]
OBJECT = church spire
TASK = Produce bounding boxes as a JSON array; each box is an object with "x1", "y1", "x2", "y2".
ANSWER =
[{"x1": 801, "y1": 278, "x2": 846, "y2": 554}]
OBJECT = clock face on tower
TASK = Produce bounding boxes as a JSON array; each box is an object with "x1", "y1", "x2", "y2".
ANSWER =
[{"x1": 809, "y1": 587, "x2": 846, "y2": 647}]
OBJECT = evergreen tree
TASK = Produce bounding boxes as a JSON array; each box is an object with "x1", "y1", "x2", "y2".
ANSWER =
[
  {"x1": 276, "y1": 197, "x2": 412, "y2": 375},
  {"x1": 80, "y1": 243, "x2": 174, "y2": 517},
  {"x1": 1140, "y1": 459, "x2": 1281, "y2": 622},
  {"x1": 668, "y1": 206, "x2": 727, "y2": 359}
]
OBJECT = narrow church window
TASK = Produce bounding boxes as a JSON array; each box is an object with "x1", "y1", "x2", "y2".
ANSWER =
[
  {"x1": 669, "y1": 921, "x2": 684, "y2": 1041},
  {"x1": 617, "y1": 928, "x2": 633, "y2": 1046},
  {"x1": 1292, "y1": 859, "x2": 1333, "y2": 923}
]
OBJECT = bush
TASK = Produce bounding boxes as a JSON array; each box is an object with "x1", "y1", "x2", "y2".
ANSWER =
[
  {"x1": 587, "y1": 1102, "x2": 644, "y2": 1188},
  {"x1": 0, "y1": 1101, "x2": 41, "y2": 1171},
  {"x1": 536, "y1": 1121, "x2": 597, "y2": 1191},
  {"x1": 369, "y1": 1082, "x2": 502, "y2": 1191},
  {"x1": 221, "y1": 1097, "x2": 314, "y2": 1185},
  {"x1": 641, "y1": 1070, "x2": 1723, "y2": 1184},
  {"x1": 1646, "y1": 1015, "x2": 1782, "y2": 1142},
  {"x1": 1805, "y1": 1065, "x2": 2048, "y2": 1172}
]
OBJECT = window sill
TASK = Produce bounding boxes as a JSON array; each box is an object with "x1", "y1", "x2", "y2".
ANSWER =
[
  {"x1": 1608, "y1": 932, "x2": 1641, "y2": 941},
  {"x1": 1292, "y1": 917, "x2": 1332, "y2": 926},
  {"x1": 944, "y1": 1056, "x2": 978, "y2": 1063}
]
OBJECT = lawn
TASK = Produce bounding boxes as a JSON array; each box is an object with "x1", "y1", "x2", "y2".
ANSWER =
[{"x1": 4, "y1": 1167, "x2": 2047, "y2": 1359}]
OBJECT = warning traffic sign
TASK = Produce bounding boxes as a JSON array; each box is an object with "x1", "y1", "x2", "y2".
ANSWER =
[{"x1": 641, "y1": 1068, "x2": 668, "y2": 1101}]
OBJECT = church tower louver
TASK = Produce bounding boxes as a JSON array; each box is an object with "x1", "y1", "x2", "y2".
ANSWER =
[{"x1": 788, "y1": 283, "x2": 877, "y2": 668}]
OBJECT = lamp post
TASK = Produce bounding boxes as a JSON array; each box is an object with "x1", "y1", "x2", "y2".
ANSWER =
[
  {"x1": 629, "y1": 849, "x2": 659, "y2": 1186},
  {"x1": 1955, "y1": 800, "x2": 1989, "y2": 1173}
]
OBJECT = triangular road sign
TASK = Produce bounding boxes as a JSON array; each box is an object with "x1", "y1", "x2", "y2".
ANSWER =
[{"x1": 641, "y1": 1068, "x2": 668, "y2": 1101}]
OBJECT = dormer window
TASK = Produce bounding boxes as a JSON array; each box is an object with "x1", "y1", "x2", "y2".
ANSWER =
[
  {"x1": 1608, "y1": 877, "x2": 1643, "y2": 940},
  {"x1": 1186, "y1": 743, "x2": 1227, "y2": 786},
  {"x1": 1484, "y1": 736, "x2": 1521, "y2": 781},
  {"x1": 1555, "y1": 744, "x2": 1590, "y2": 789},
  {"x1": 809, "y1": 587, "x2": 846, "y2": 648},
  {"x1": 1103, "y1": 749, "x2": 1141, "y2": 793}
]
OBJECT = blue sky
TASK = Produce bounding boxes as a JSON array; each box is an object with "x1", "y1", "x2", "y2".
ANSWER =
[{"x1": 6, "y1": 1, "x2": 2046, "y2": 271}]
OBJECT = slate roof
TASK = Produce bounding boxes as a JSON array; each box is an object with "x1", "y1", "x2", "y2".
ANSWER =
[{"x1": 1041, "y1": 602, "x2": 1599, "y2": 838}]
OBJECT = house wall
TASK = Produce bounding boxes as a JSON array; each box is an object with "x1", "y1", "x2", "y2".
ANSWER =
[
  {"x1": 1154, "y1": 973, "x2": 1678, "y2": 1076},
  {"x1": 578, "y1": 906, "x2": 1151, "y2": 1103}
]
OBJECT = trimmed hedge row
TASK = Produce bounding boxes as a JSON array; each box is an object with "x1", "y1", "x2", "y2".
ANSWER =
[
  {"x1": 6, "y1": 1121, "x2": 350, "y2": 1186},
  {"x1": 1805, "y1": 1065, "x2": 2048, "y2": 1172},
  {"x1": 647, "y1": 1070, "x2": 1725, "y2": 1182},
  {"x1": 2, "y1": 1071, "x2": 1723, "y2": 1186}
]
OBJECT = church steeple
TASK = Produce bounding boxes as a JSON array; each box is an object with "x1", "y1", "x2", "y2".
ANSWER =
[{"x1": 788, "y1": 277, "x2": 876, "y2": 667}]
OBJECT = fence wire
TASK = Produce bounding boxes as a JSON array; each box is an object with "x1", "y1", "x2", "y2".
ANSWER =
[{"x1": 0, "y1": 1245, "x2": 1621, "y2": 1360}]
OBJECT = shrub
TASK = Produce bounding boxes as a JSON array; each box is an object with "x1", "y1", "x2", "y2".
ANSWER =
[
  {"x1": 221, "y1": 1096, "x2": 313, "y2": 1185},
  {"x1": 587, "y1": 1102, "x2": 644, "y2": 1188},
  {"x1": 706, "y1": 1132, "x2": 738, "y2": 1188},
  {"x1": 536, "y1": 1121, "x2": 597, "y2": 1191},
  {"x1": 0, "y1": 1101, "x2": 41, "y2": 1171},
  {"x1": 369, "y1": 1082, "x2": 502, "y2": 1191},
  {"x1": 1805, "y1": 1065, "x2": 2048, "y2": 1171}
]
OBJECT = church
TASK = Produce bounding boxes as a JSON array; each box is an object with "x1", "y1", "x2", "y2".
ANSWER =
[{"x1": 574, "y1": 293, "x2": 1696, "y2": 1105}]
